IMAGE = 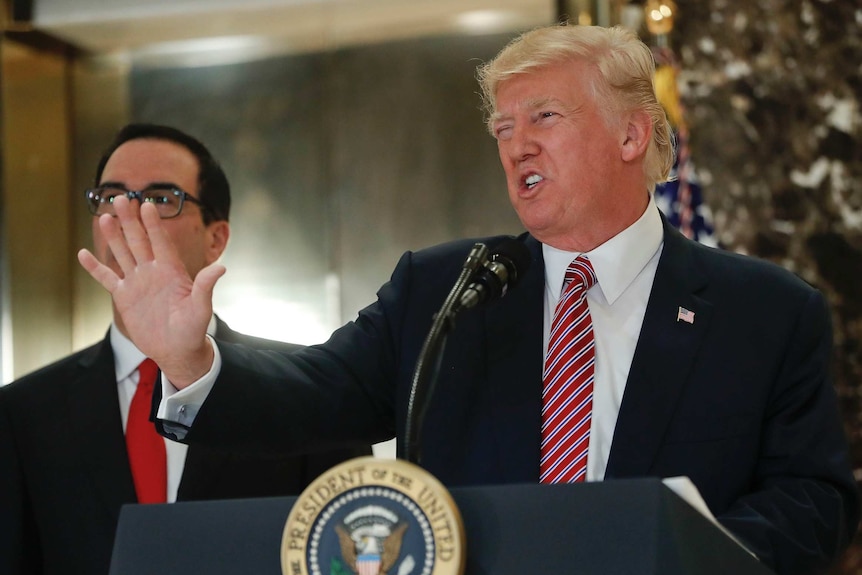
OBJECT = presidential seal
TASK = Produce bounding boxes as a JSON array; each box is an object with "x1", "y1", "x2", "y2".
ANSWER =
[{"x1": 281, "y1": 456, "x2": 465, "y2": 575}]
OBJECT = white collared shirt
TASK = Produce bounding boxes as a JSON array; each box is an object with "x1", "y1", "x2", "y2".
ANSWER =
[
  {"x1": 542, "y1": 195, "x2": 664, "y2": 481},
  {"x1": 113, "y1": 316, "x2": 217, "y2": 502}
]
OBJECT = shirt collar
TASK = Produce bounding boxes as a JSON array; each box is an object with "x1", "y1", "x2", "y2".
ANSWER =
[
  {"x1": 542, "y1": 194, "x2": 664, "y2": 304},
  {"x1": 110, "y1": 324, "x2": 147, "y2": 383},
  {"x1": 110, "y1": 315, "x2": 218, "y2": 382}
]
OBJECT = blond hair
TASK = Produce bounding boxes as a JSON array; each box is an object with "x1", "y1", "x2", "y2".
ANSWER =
[{"x1": 477, "y1": 24, "x2": 674, "y2": 192}]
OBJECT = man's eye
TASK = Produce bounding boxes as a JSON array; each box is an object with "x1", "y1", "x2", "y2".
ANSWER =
[
  {"x1": 540, "y1": 111, "x2": 557, "y2": 119},
  {"x1": 495, "y1": 126, "x2": 513, "y2": 140},
  {"x1": 145, "y1": 191, "x2": 174, "y2": 204}
]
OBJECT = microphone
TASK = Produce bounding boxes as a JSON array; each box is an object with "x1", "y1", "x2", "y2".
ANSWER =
[
  {"x1": 458, "y1": 238, "x2": 531, "y2": 311},
  {"x1": 403, "y1": 238, "x2": 529, "y2": 464}
]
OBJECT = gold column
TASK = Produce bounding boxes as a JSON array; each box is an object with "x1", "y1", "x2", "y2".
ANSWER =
[
  {"x1": 1, "y1": 11, "x2": 76, "y2": 379},
  {"x1": 69, "y1": 55, "x2": 129, "y2": 350}
]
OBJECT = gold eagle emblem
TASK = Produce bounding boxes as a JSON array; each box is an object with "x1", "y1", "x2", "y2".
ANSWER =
[{"x1": 336, "y1": 522, "x2": 408, "y2": 575}]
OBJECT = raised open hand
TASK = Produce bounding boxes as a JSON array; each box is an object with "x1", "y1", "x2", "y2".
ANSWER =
[{"x1": 77, "y1": 195, "x2": 225, "y2": 388}]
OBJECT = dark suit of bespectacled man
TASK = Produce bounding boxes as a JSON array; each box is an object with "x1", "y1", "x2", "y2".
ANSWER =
[
  {"x1": 78, "y1": 27, "x2": 861, "y2": 575},
  {"x1": 0, "y1": 123, "x2": 371, "y2": 575}
]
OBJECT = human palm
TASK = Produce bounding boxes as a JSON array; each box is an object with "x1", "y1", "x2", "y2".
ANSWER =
[{"x1": 78, "y1": 196, "x2": 223, "y2": 387}]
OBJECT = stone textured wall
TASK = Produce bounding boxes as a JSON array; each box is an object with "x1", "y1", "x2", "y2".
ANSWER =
[{"x1": 668, "y1": 1, "x2": 862, "y2": 571}]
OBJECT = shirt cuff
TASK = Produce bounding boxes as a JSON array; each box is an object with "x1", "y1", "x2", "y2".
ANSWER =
[{"x1": 156, "y1": 335, "x2": 222, "y2": 439}]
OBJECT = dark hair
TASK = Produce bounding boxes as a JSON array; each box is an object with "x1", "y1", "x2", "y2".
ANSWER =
[{"x1": 94, "y1": 123, "x2": 230, "y2": 223}]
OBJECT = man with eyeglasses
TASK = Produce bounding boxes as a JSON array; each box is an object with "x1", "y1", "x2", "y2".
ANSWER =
[{"x1": 0, "y1": 123, "x2": 371, "y2": 575}]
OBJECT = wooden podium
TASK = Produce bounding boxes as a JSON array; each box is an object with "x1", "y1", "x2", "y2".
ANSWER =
[{"x1": 109, "y1": 477, "x2": 773, "y2": 575}]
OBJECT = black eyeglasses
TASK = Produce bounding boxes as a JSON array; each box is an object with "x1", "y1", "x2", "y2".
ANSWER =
[{"x1": 85, "y1": 185, "x2": 207, "y2": 219}]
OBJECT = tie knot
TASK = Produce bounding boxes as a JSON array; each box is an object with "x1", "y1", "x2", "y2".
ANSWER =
[
  {"x1": 565, "y1": 256, "x2": 597, "y2": 292},
  {"x1": 137, "y1": 359, "x2": 159, "y2": 392}
]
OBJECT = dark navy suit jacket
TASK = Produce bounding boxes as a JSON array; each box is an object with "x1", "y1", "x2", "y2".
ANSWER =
[
  {"x1": 177, "y1": 219, "x2": 859, "y2": 575},
  {"x1": 0, "y1": 318, "x2": 370, "y2": 575}
]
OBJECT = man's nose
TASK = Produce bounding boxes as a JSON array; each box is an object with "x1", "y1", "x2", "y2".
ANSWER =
[{"x1": 508, "y1": 125, "x2": 540, "y2": 161}]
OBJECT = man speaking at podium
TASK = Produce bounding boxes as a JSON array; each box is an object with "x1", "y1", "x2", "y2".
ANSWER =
[{"x1": 78, "y1": 25, "x2": 859, "y2": 575}]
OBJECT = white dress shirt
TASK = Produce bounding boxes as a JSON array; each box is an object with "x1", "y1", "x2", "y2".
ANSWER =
[
  {"x1": 542, "y1": 195, "x2": 664, "y2": 481},
  {"x1": 161, "y1": 200, "x2": 665, "y2": 484}
]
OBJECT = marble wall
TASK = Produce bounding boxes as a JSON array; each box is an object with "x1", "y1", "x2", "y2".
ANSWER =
[{"x1": 667, "y1": 0, "x2": 862, "y2": 571}]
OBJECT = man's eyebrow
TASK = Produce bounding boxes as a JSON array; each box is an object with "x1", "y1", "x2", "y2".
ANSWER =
[
  {"x1": 490, "y1": 97, "x2": 568, "y2": 124},
  {"x1": 142, "y1": 181, "x2": 183, "y2": 190},
  {"x1": 97, "y1": 180, "x2": 127, "y2": 188},
  {"x1": 526, "y1": 96, "x2": 566, "y2": 110},
  {"x1": 97, "y1": 181, "x2": 182, "y2": 190},
  {"x1": 489, "y1": 112, "x2": 511, "y2": 126}
]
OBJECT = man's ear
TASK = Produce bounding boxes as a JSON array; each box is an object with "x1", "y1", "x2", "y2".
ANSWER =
[
  {"x1": 621, "y1": 109, "x2": 652, "y2": 162},
  {"x1": 205, "y1": 220, "x2": 230, "y2": 264}
]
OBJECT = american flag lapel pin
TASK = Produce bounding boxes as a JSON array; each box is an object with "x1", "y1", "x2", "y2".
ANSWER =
[{"x1": 677, "y1": 306, "x2": 695, "y2": 324}]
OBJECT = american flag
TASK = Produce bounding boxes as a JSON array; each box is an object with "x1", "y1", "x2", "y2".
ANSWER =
[
  {"x1": 654, "y1": 127, "x2": 718, "y2": 247},
  {"x1": 651, "y1": 45, "x2": 718, "y2": 248},
  {"x1": 677, "y1": 306, "x2": 695, "y2": 324}
]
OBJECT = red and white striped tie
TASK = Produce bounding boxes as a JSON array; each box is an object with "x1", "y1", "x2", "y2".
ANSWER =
[{"x1": 541, "y1": 256, "x2": 597, "y2": 484}]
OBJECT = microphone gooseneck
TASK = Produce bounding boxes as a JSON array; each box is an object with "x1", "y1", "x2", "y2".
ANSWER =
[{"x1": 403, "y1": 238, "x2": 531, "y2": 465}]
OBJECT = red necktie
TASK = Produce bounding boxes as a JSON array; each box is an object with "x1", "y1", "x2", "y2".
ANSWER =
[
  {"x1": 541, "y1": 256, "x2": 597, "y2": 484},
  {"x1": 126, "y1": 358, "x2": 167, "y2": 503}
]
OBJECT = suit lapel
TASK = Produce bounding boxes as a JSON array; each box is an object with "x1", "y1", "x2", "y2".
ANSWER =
[
  {"x1": 605, "y1": 222, "x2": 712, "y2": 478},
  {"x1": 486, "y1": 235, "x2": 545, "y2": 482},
  {"x1": 64, "y1": 336, "x2": 138, "y2": 512}
]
